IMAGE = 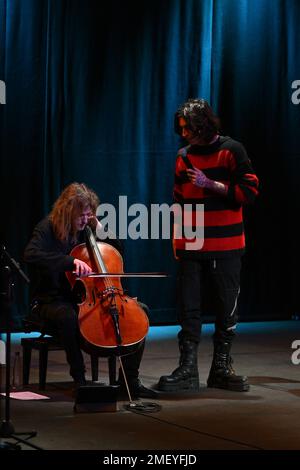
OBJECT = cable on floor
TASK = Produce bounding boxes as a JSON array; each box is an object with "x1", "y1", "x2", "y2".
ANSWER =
[
  {"x1": 122, "y1": 410, "x2": 264, "y2": 450},
  {"x1": 124, "y1": 401, "x2": 162, "y2": 413}
]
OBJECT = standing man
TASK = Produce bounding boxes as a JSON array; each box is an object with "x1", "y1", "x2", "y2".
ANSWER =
[
  {"x1": 158, "y1": 99, "x2": 259, "y2": 393},
  {"x1": 24, "y1": 182, "x2": 156, "y2": 398}
]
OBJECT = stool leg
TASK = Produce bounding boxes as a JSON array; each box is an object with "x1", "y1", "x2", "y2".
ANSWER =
[
  {"x1": 108, "y1": 356, "x2": 117, "y2": 385},
  {"x1": 39, "y1": 343, "x2": 48, "y2": 390},
  {"x1": 91, "y1": 355, "x2": 99, "y2": 382},
  {"x1": 22, "y1": 344, "x2": 32, "y2": 386}
]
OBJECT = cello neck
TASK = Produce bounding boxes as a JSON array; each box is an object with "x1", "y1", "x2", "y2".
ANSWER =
[{"x1": 84, "y1": 225, "x2": 107, "y2": 274}]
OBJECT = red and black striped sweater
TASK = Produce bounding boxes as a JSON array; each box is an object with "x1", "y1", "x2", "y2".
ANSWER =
[{"x1": 173, "y1": 136, "x2": 259, "y2": 259}]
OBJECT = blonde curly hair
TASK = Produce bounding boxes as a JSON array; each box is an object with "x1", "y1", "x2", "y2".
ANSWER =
[{"x1": 49, "y1": 182, "x2": 99, "y2": 242}]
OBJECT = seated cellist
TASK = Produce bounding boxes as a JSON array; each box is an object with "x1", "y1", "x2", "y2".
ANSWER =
[{"x1": 24, "y1": 182, "x2": 156, "y2": 398}]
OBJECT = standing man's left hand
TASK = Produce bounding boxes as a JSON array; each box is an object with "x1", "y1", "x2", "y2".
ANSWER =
[
  {"x1": 187, "y1": 167, "x2": 228, "y2": 195},
  {"x1": 186, "y1": 168, "x2": 211, "y2": 188}
]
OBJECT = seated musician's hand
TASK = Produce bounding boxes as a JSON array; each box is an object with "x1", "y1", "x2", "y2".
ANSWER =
[
  {"x1": 73, "y1": 259, "x2": 92, "y2": 277},
  {"x1": 88, "y1": 216, "x2": 105, "y2": 239},
  {"x1": 87, "y1": 215, "x2": 98, "y2": 231}
]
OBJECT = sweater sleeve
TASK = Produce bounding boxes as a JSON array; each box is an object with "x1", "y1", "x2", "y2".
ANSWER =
[
  {"x1": 173, "y1": 149, "x2": 190, "y2": 202},
  {"x1": 226, "y1": 141, "x2": 259, "y2": 205},
  {"x1": 24, "y1": 220, "x2": 75, "y2": 272}
]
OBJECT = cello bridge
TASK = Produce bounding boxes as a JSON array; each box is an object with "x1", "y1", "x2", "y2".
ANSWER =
[{"x1": 98, "y1": 286, "x2": 122, "y2": 301}]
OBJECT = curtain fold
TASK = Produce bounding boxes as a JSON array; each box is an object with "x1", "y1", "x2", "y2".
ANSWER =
[{"x1": 1, "y1": 0, "x2": 300, "y2": 327}]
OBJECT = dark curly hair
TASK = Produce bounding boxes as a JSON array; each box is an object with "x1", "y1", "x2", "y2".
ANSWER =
[{"x1": 174, "y1": 98, "x2": 220, "y2": 143}]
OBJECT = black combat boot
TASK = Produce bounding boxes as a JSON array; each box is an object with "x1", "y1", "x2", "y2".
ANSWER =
[
  {"x1": 157, "y1": 340, "x2": 200, "y2": 392},
  {"x1": 207, "y1": 341, "x2": 249, "y2": 392}
]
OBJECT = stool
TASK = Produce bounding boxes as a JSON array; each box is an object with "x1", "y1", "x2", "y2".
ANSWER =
[{"x1": 21, "y1": 332, "x2": 117, "y2": 390}]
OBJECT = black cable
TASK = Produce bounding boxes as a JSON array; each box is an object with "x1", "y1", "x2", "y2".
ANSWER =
[
  {"x1": 124, "y1": 401, "x2": 162, "y2": 413},
  {"x1": 123, "y1": 408, "x2": 264, "y2": 450}
]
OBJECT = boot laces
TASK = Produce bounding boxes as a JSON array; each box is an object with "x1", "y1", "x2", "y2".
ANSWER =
[
  {"x1": 214, "y1": 353, "x2": 235, "y2": 375},
  {"x1": 227, "y1": 356, "x2": 235, "y2": 374}
]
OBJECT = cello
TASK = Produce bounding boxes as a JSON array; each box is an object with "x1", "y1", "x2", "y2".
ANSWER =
[{"x1": 66, "y1": 225, "x2": 149, "y2": 358}]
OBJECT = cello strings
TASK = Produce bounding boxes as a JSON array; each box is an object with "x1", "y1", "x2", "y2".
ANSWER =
[{"x1": 86, "y1": 225, "x2": 141, "y2": 402}]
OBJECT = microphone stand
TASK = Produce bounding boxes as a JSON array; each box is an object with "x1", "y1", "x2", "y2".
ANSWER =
[
  {"x1": 1, "y1": 245, "x2": 30, "y2": 284},
  {"x1": 0, "y1": 247, "x2": 42, "y2": 450}
]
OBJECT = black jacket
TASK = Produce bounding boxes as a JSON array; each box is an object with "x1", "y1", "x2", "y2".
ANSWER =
[{"x1": 24, "y1": 217, "x2": 123, "y2": 304}]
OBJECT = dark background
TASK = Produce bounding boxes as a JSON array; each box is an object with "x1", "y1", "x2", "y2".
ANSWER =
[{"x1": 1, "y1": 0, "x2": 300, "y2": 329}]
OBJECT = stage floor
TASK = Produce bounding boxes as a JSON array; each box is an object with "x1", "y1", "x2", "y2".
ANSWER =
[{"x1": 1, "y1": 320, "x2": 300, "y2": 452}]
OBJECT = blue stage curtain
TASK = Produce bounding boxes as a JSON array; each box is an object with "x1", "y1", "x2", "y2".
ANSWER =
[{"x1": 1, "y1": 0, "x2": 300, "y2": 327}]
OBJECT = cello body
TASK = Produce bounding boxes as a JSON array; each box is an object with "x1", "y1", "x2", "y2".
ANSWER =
[{"x1": 66, "y1": 238, "x2": 149, "y2": 355}]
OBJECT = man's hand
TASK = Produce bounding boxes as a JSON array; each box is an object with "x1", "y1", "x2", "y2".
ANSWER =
[
  {"x1": 186, "y1": 168, "x2": 211, "y2": 188},
  {"x1": 88, "y1": 216, "x2": 103, "y2": 233},
  {"x1": 186, "y1": 167, "x2": 228, "y2": 195},
  {"x1": 87, "y1": 215, "x2": 98, "y2": 231},
  {"x1": 73, "y1": 259, "x2": 92, "y2": 277}
]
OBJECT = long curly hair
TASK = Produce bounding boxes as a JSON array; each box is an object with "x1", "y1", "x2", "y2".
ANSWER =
[
  {"x1": 174, "y1": 98, "x2": 220, "y2": 143},
  {"x1": 49, "y1": 182, "x2": 99, "y2": 242}
]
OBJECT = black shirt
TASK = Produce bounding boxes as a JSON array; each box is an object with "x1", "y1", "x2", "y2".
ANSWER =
[{"x1": 24, "y1": 217, "x2": 123, "y2": 304}]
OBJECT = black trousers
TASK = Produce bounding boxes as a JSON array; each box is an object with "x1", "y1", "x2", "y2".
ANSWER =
[
  {"x1": 34, "y1": 300, "x2": 146, "y2": 382},
  {"x1": 177, "y1": 257, "x2": 241, "y2": 345}
]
